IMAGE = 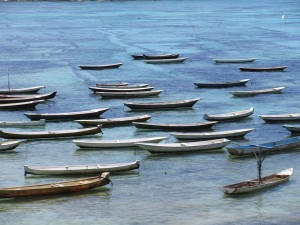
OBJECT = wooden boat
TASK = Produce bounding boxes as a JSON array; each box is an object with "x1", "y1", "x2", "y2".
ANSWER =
[
  {"x1": 136, "y1": 138, "x2": 230, "y2": 153},
  {"x1": 89, "y1": 86, "x2": 153, "y2": 93},
  {"x1": 194, "y1": 79, "x2": 250, "y2": 88},
  {"x1": 219, "y1": 168, "x2": 293, "y2": 195},
  {"x1": 124, "y1": 98, "x2": 200, "y2": 110},
  {"x1": 0, "y1": 86, "x2": 44, "y2": 94},
  {"x1": 144, "y1": 57, "x2": 188, "y2": 64},
  {"x1": 203, "y1": 107, "x2": 254, "y2": 121},
  {"x1": 96, "y1": 82, "x2": 128, "y2": 87},
  {"x1": 132, "y1": 121, "x2": 217, "y2": 131},
  {"x1": 214, "y1": 58, "x2": 257, "y2": 63},
  {"x1": 172, "y1": 128, "x2": 254, "y2": 140},
  {"x1": 226, "y1": 137, "x2": 300, "y2": 156},
  {"x1": 79, "y1": 63, "x2": 123, "y2": 70},
  {"x1": 0, "y1": 126, "x2": 102, "y2": 139},
  {"x1": 230, "y1": 87, "x2": 285, "y2": 97},
  {"x1": 131, "y1": 54, "x2": 145, "y2": 60},
  {"x1": 0, "y1": 119, "x2": 45, "y2": 127},
  {"x1": 97, "y1": 90, "x2": 163, "y2": 98},
  {"x1": 0, "y1": 172, "x2": 110, "y2": 198},
  {"x1": 75, "y1": 115, "x2": 151, "y2": 127},
  {"x1": 0, "y1": 140, "x2": 24, "y2": 152},
  {"x1": 73, "y1": 136, "x2": 167, "y2": 148},
  {"x1": 143, "y1": 53, "x2": 179, "y2": 60},
  {"x1": 0, "y1": 92, "x2": 57, "y2": 103},
  {"x1": 239, "y1": 66, "x2": 288, "y2": 72},
  {"x1": 282, "y1": 125, "x2": 300, "y2": 133},
  {"x1": 259, "y1": 113, "x2": 300, "y2": 122},
  {"x1": 25, "y1": 108, "x2": 109, "y2": 121},
  {"x1": 96, "y1": 83, "x2": 147, "y2": 88},
  {"x1": 0, "y1": 93, "x2": 55, "y2": 99},
  {"x1": 0, "y1": 100, "x2": 45, "y2": 110},
  {"x1": 24, "y1": 161, "x2": 140, "y2": 175}
]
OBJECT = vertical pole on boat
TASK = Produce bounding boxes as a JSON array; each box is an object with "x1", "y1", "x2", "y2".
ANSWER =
[
  {"x1": 282, "y1": 14, "x2": 286, "y2": 23},
  {"x1": 253, "y1": 146, "x2": 267, "y2": 183},
  {"x1": 7, "y1": 68, "x2": 10, "y2": 91}
]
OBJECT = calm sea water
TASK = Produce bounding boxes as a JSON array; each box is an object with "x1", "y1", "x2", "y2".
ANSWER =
[{"x1": 1, "y1": 0, "x2": 300, "y2": 224}]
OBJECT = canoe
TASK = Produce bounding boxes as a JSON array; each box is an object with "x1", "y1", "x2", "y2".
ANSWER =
[
  {"x1": 96, "y1": 82, "x2": 128, "y2": 87},
  {"x1": 73, "y1": 136, "x2": 167, "y2": 148},
  {"x1": 97, "y1": 90, "x2": 163, "y2": 98},
  {"x1": 0, "y1": 172, "x2": 110, "y2": 198},
  {"x1": 226, "y1": 136, "x2": 300, "y2": 156},
  {"x1": 0, "y1": 86, "x2": 44, "y2": 94},
  {"x1": 132, "y1": 121, "x2": 217, "y2": 131},
  {"x1": 0, "y1": 93, "x2": 55, "y2": 99},
  {"x1": 194, "y1": 79, "x2": 250, "y2": 88},
  {"x1": 0, "y1": 100, "x2": 45, "y2": 110},
  {"x1": 214, "y1": 58, "x2": 257, "y2": 63},
  {"x1": 96, "y1": 83, "x2": 148, "y2": 88},
  {"x1": 0, "y1": 126, "x2": 102, "y2": 139},
  {"x1": 0, "y1": 119, "x2": 45, "y2": 127},
  {"x1": 219, "y1": 168, "x2": 293, "y2": 195},
  {"x1": 136, "y1": 138, "x2": 230, "y2": 153},
  {"x1": 203, "y1": 107, "x2": 254, "y2": 121},
  {"x1": 143, "y1": 53, "x2": 179, "y2": 60},
  {"x1": 0, "y1": 140, "x2": 24, "y2": 152},
  {"x1": 89, "y1": 86, "x2": 154, "y2": 93},
  {"x1": 24, "y1": 161, "x2": 140, "y2": 175},
  {"x1": 79, "y1": 63, "x2": 123, "y2": 70},
  {"x1": 144, "y1": 57, "x2": 188, "y2": 64},
  {"x1": 124, "y1": 98, "x2": 200, "y2": 110},
  {"x1": 259, "y1": 113, "x2": 300, "y2": 122},
  {"x1": 0, "y1": 92, "x2": 57, "y2": 103},
  {"x1": 283, "y1": 125, "x2": 300, "y2": 133},
  {"x1": 230, "y1": 87, "x2": 285, "y2": 97},
  {"x1": 172, "y1": 128, "x2": 254, "y2": 140},
  {"x1": 75, "y1": 115, "x2": 151, "y2": 127},
  {"x1": 239, "y1": 66, "x2": 288, "y2": 72},
  {"x1": 131, "y1": 55, "x2": 145, "y2": 60},
  {"x1": 25, "y1": 108, "x2": 109, "y2": 121}
]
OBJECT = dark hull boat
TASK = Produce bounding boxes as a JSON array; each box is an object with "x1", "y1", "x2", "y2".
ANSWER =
[
  {"x1": 0, "y1": 100, "x2": 45, "y2": 110},
  {"x1": 0, "y1": 86, "x2": 44, "y2": 94},
  {"x1": 143, "y1": 54, "x2": 179, "y2": 60},
  {"x1": 0, "y1": 92, "x2": 56, "y2": 103},
  {"x1": 25, "y1": 108, "x2": 109, "y2": 121},
  {"x1": 131, "y1": 55, "x2": 144, "y2": 60},
  {"x1": 283, "y1": 125, "x2": 300, "y2": 133},
  {"x1": 79, "y1": 63, "x2": 123, "y2": 70},
  {"x1": 97, "y1": 90, "x2": 163, "y2": 98},
  {"x1": 194, "y1": 79, "x2": 250, "y2": 88},
  {"x1": 239, "y1": 66, "x2": 287, "y2": 72}
]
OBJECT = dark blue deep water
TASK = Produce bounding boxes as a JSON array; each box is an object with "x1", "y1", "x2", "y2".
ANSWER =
[{"x1": 0, "y1": 0, "x2": 300, "y2": 224}]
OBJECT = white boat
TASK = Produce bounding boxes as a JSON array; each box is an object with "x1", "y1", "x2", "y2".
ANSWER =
[
  {"x1": 144, "y1": 57, "x2": 188, "y2": 64},
  {"x1": 24, "y1": 160, "x2": 140, "y2": 175},
  {"x1": 219, "y1": 168, "x2": 293, "y2": 195},
  {"x1": 171, "y1": 128, "x2": 254, "y2": 140},
  {"x1": 97, "y1": 90, "x2": 163, "y2": 98},
  {"x1": 230, "y1": 87, "x2": 285, "y2": 97},
  {"x1": 135, "y1": 138, "x2": 230, "y2": 153},
  {"x1": 259, "y1": 113, "x2": 300, "y2": 122},
  {"x1": 96, "y1": 83, "x2": 148, "y2": 88},
  {"x1": 203, "y1": 107, "x2": 254, "y2": 121},
  {"x1": 0, "y1": 140, "x2": 25, "y2": 152},
  {"x1": 89, "y1": 86, "x2": 154, "y2": 93},
  {"x1": 213, "y1": 58, "x2": 257, "y2": 63},
  {"x1": 0, "y1": 86, "x2": 44, "y2": 94},
  {"x1": 0, "y1": 119, "x2": 45, "y2": 127},
  {"x1": 73, "y1": 136, "x2": 167, "y2": 148}
]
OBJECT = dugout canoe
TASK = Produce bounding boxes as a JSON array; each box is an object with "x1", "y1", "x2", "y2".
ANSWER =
[
  {"x1": 25, "y1": 108, "x2": 109, "y2": 121},
  {"x1": 24, "y1": 161, "x2": 140, "y2": 175},
  {"x1": 73, "y1": 136, "x2": 167, "y2": 148},
  {"x1": 172, "y1": 128, "x2": 254, "y2": 140},
  {"x1": 203, "y1": 107, "x2": 254, "y2": 121},
  {"x1": 194, "y1": 79, "x2": 250, "y2": 88},
  {"x1": 144, "y1": 57, "x2": 188, "y2": 64},
  {"x1": 89, "y1": 86, "x2": 153, "y2": 93},
  {"x1": 79, "y1": 63, "x2": 123, "y2": 70},
  {"x1": 0, "y1": 172, "x2": 110, "y2": 198},
  {"x1": 226, "y1": 137, "x2": 300, "y2": 156},
  {"x1": 0, "y1": 100, "x2": 45, "y2": 110},
  {"x1": 230, "y1": 87, "x2": 285, "y2": 97},
  {"x1": 214, "y1": 58, "x2": 257, "y2": 63},
  {"x1": 132, "y1": 121, "x2": 217, "y2": 131},
  {"x1": 0, "y1": 92, "x2": 56, "y2": 103},
  {"x1": 136, "y1": 138, "x2": 230, "y2": 153},
  {"x1": 219, "y1": 168, "x2": 293, "y2": 195},
  {"x1": 124, "y1": 98, "x2": 200, "y2": 110},
  {"x1": 143, "y1": 53, "x2": 179, "y2": 60},
  {"x1": 96, "y1": 82, "x2": 128, "y2": 87},
  {"x1": 0, "y1": 126, "x2": 102, "y2": 139},
  {"x1": 283, "y1": 125, "x2": 300, "y2": 133},
  {"x1": 239, "y1": 66, "x2": 288, "y2": 72},
  {"x1": 259, "y1": 113, "x2": 300, "y2": 122},
  {"x1": 131, "y1": 55, "x2": 145, "y2": 60},
  {"x1": 96, "y1": 83, "x2": 147, "y2": 88},
  {"x1": 75, "y1": 115, "x2": 151, "y2": 127},
  {"x1": 0, "y1": 140, "x2": 25, "y2": 152},
  {"x1": 97, "y1": 90, "x2": 163, "y2": 98},
  {"x1": 0, "y1": 119, "x2": 45, "y2": 127},
  {"x1": 0, "y1": 86, "x2": 44, "y2": 94}
]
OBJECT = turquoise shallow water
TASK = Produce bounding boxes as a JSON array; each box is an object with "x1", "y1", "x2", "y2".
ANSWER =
[{"x1": 0, "y1": 0, "x2": 300, "y2": 224}]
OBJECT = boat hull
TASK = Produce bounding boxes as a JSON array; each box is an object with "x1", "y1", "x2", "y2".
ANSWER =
[
  {"x1": 0, "y1": 100, "x2": 45, "y2": 110},
  {"x1": 203, "y1": 107, "x2": 254, "y2": 121},
  {"x1": 143, "y1": 54, "x2": 179, "y2": 60},
  {"x1": 230, "y1": 87, "x2": 284, "y2": 97},
  {"x1": 239, "y1": 66, "x2": 287, "y2": 72},
  {"x1": 0, "y1": 140, "x2": 24, "y2": 152},
  {"x1": 214, "y1": 58, "x2": 256, "y2": 63},
  {"x1": 0, "y1": 119, "x2": 45, "y2": 127},
  {"x1": 144, "y1": 57, "x2": 188, "y2": 64},
  {"x1": 79, "y1": 63, "x2": 123, "y2": 70},
  {"x1": 194, "y1": 79, "x2": 250, "y2": 88},
  {"x1": 97, "y1": 90, "x2": 163, "y2": 98},
  {"x1": 0, "y1": 92, "x2": 56, "y2": 103},
  {"x1": 0, "y1": 86, "x2": 44, "y2": 94}
]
